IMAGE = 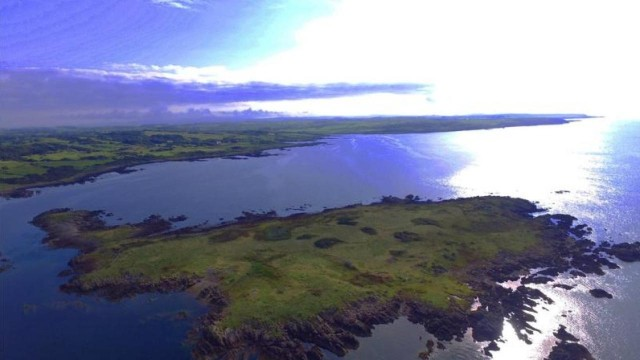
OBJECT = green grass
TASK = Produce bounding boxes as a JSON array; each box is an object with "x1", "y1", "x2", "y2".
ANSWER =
[
  {"x1": 35, "y1": 196, "x2": 554, "y2": 331},
  {"x1": 0, "y1": 116, "x2": 573, "y2": 196}
]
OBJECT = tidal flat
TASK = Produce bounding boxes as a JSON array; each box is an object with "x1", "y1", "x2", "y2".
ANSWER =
[{"x1": 31, "y1": 195, "x2": 640, "y2": 359}]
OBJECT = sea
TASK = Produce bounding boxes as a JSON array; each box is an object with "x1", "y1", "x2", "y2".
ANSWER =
[{"x1": 1, "y1": 117, "x2": 638, "y2": 359}]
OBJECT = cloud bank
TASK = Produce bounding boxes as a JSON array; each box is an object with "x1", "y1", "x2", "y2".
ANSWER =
[{"x1": 0, "y1": 67, "x2": 429, "y2": 127}]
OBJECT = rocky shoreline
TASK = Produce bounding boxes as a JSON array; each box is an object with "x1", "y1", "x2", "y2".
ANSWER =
[
  {"x1": 187, "y1": 214, "x2": 639, "y2": 360},
  {"x1": 31, "y1": 197, "x2": 640, "y2": 360},
  {"x1": 1, "y1": 149, "x2": 288, "y2": 200}
]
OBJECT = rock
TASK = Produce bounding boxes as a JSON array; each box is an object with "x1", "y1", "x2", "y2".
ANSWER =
[
  {"x1": 470, "y1": 311, "x2": 503, "y2": 342},
  {"x1": 570, "y1": 254, "x2": 605, "y2": 276},
  {"x1": 546, "y1": 342, "x2": 595, "y2": 360},
  {"x1": 426, "y1": 339, "x2": 434, "y2": 351},
  {"x1": 601, "y1": 242, "x2": 640, "y2": 262},
  {"x1": 306, "y1": 345, "x2": 324, "y2": 360},
  {"x1": 535, "y1": 266, "x2": 570, "y2": 277},
  {"x1": 169, "y1": 215, "x2": 188, "y2": 222},
  {"x1": 552, "y1": 284, "x2": 575, "y2": 291},
  {"x1": 57, "y1": 269, "x2": 74, "y2": 277},
  {"x1": 553, "y1": 325, "x2": 579, "y2": 342},
  {"x1": 521, "y1": 276, "x2": 554, "y2": 285},
  {"x1": 484, "y1": 341, "x2": 500, "y2": 356},
  {"x1": 569, "y1": 270, "x2": 586, "y2": 277},
  {"x1": 589, "y1": 288, "x2": 613, "y2": 299}
]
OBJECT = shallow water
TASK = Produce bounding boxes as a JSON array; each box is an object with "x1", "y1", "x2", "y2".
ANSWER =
[{"x1": 1, "y1": 118, "x2": 638, "y2": 359}]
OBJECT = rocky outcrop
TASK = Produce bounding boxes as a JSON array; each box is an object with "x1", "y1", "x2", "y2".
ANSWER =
[
  {"x1": 589, "y1": 288, "x2": 613, "y2": 299},
  {"x1": 546, "y1": 325, "x2": 594, "y2": 360}
]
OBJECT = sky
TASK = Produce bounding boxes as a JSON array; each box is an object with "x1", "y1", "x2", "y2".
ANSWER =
[{"x1": 1, "y1": 0, "x2": 639, "y2": 127}]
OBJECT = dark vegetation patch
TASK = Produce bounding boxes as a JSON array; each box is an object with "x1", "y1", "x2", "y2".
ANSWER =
[
  {"x1": 209, "y1": 229, "x2": 247, "y2": 243},
  {"x1": 350, "y1": 272, "x2": 393, "y2": 286},
  {"x1": 360, "y1": 227, "x2": 377, "y2": 235},
  {"x1": 313, "y1": 237, "x2": 344, "y2": 249},
  {"x1": 394, "y1": 231, "x2": 422, "y2": 243},
  {"x1": 415, "y1": 262, "x2": 448, "y2": 275},
  {"x1": 388, "y1": 250, "x2": 406, "y2": 257},
  {"x1": 441, "y1": 250, "x2": 457, "y2": 262},
  {"x1": 257, "y1": 225, "x2": 292, "y2": 241},
  {"x1": 247, "y1": 261, "x2": 281, "y2": 280},
  {"x1": 296, "y1": 234, "x2": 316, "y2": 240},
  {"x1": 336, "y1": 216, "x2": 358, "y2": 226},
  {"x1": 411, "y1": 218, "x2": 441, "y2": 227}
]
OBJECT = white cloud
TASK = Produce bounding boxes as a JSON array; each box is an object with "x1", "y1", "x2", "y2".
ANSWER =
[
  {"x1": 71, "y1": 63, "x2": 241, "y2": 84},
  {"x1": 150, "y1": 0, "x2": 196, "y2": 10},
  {"x1": 239, "y1": 0, "x2": 640, "y2": 116}
]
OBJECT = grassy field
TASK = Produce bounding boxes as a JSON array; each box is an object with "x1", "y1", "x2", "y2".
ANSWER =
[
  {"x1": 34, "y1": 196, "x2": 552, "y2": 331},
  {"x1": 0, "y1": 116, "x2": 574, "y2": 196}
]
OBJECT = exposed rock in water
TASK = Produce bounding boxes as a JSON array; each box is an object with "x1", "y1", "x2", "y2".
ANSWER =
[
  {"x1": 546, "y1": 325, "x2": 594, "y2": 360},
  {"x1": 521, "y1": 275, "x2": 555, "y2": 285},
  {"x1": 168, "y1": 215, "x2": 188, "y2": 222},
  {"x1": 135, "y1": 214, "x2": 173, "y2": 236},
  {"x1": 600, "y1": 242, "x2": 640, "y2": 262},
  {"x1": 553, "y1": 325, "x2": 579, "y2": 342},
  {"x1": 589, "y1": 288, "x2": 613, "y2": 299},
  {"x1": 569, "y1": 270, "x2": 586, "y2": 278},
  {"x1": 546, "y1": 342, "x2": 595, "y2": 360},
  {"x1": 0, "y1": 252, "x2": 12, "y2": 273},
  {"x1": 483, "y1": 341, "x2": 500, "y2": 356},
  {"x1": 552, "y1": 284, "x2": 575, "y2": 291}
]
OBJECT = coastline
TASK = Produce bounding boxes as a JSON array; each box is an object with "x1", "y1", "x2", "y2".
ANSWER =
[{"x1": 0, "y1": 116, "x2": 575, "y2": 199}]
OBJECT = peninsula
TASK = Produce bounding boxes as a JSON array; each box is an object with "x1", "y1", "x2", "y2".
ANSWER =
[{"x1": 32, "y1": 195, "x2": 639, "y2": 359}]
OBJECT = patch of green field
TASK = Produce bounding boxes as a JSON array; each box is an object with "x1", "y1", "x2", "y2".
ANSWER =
[
  {"x1": 0, "y1": 116, "x2": 574, "y2": 196},
  {"x1": 34, "y1": 196, "x2": 551, "y2": 330},
  {"x1": 0, "y1": 160, "x2": 47, "y2": 179}
]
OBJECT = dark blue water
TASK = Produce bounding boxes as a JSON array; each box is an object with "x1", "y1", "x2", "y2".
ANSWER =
[{"x1": 1, "y1": 118, "x2": 639, "y2": 359}]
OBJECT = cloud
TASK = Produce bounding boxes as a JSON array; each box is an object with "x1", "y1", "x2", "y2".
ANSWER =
[
  {"x1": 150, "y1": 0, "x2": 197, "y2": 10},
  {"x1": 0, "y1": 67, "x2": 429, "y2": 127},
  {"x1": 233, "y1": 0, "x2": 640, "y2": 116}
]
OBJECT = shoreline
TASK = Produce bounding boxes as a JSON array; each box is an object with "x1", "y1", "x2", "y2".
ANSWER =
[
  {"x1": 0, "y1": 143, "x2": 318, "y2": 199},
  {"x1": 30, "y1": 195, "x2": 640, "y2": 359},
  {"x1": 0, "y1": 116, "x2": 575, "y2": 199}
]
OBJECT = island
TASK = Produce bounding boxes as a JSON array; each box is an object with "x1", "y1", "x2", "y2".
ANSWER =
[
  {"x1": 31, "y1": 195, "x2": 640, "y2": 359},
  {"x1": 0, "y1": 115, "x2": 584, "y2": 198}
]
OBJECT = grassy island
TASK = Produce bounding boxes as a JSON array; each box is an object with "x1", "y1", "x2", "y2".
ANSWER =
[
  {"x1": 0, "y1": 115, "x2": 577, "y2": 197},
  {"x1": 31, "y1": 195, "x2": 639, "y2": 359}
]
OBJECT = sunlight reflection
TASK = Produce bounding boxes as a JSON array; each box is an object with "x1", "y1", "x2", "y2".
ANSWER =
[{"x1": 447, "y1": 119, "x2": 612, "y2": 212}]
